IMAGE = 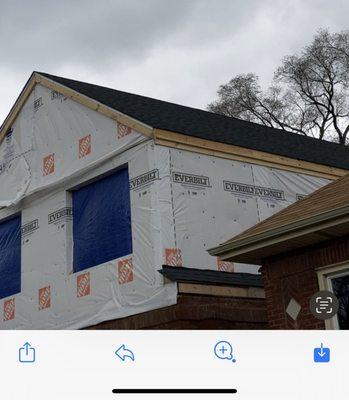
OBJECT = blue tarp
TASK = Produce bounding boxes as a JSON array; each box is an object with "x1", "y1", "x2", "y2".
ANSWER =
[
  {"x1": 0, "y1": 215, "x2": 21, "y2": 299},
  {"x1": 72, "y1": 167, "x2": 132, "y2": 272}
]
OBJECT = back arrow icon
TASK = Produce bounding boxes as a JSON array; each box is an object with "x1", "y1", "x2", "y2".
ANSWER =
[{"x1": 115, "y1": 345, "x2": 135, "y2": 362}]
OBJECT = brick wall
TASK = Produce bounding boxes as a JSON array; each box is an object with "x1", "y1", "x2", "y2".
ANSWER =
[
  {"x1": 261, "y1": 235, "x2": 349, "y2": 329},
  {"x1": 86, "y1": 293, "x2": 267, "y2": 330}
]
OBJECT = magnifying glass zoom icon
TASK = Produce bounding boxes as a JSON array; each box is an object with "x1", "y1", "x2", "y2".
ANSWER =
[{"x1": 214, "y1": 341, "x2": 236, "y2": 363}]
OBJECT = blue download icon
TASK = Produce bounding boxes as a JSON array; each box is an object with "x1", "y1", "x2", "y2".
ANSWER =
[{"x1": 314, "y1": 343, "x2": 330, "y2": 363}]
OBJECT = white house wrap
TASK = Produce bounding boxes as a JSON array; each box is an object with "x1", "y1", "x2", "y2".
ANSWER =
[{"x1": 0, "y1": 72, "x2": 344, "y2": 329}]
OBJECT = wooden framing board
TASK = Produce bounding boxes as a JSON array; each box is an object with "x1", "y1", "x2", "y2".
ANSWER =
[
  {"x1": 0, "y1": 74, "x2": 37, "y2": 145},
  {"x1": 178, "y1": 282, "x2": 265, "y2": 298},
  {"x1": 35, "y1": 74, "x2": 154, "y2": 138},
  {"x1": 0, "y1": 72, "x2": 154, "y2": 145},
  {"x1": 1, "y1": 72, "x2": 347, "y2": 180},
  {"x1": 154, "y1": 129, "x2": 347, "y2": 180}
]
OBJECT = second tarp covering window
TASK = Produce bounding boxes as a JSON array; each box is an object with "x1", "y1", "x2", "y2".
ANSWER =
[
  {"x1": 0, "y1": 215, "x2": 21, "y2": 299},
  {"x1": 72, "y1": 167, "x2": 132, "y2": 272}
]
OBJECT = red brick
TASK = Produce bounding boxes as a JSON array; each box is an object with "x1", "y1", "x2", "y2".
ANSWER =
[{"x1": 261, "y1": 236, "x2": 349, "y2": 329}]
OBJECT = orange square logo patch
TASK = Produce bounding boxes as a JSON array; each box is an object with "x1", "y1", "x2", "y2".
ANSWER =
[
  {"x1": 77, "y1": 272, "x2": 91, "y2": 297},
  {"x1": 118, "y1": 258, "x2": 134, "y2": 285},
  {"x1": 117, "y1": 122, "x2": 132, "y2": 139},
  {"x1": 43, "y1": 154, "x2": 55, "y2": 176},
  {"x1": 217, "y1": 258, "x2": 235, "y2": 273},
  {"x1": 3, "y1": 298, "x2": 15, "y2": 321},
  {"x1": 39, "y1": 286, "x2": 51, "y2": 310},
  {"x1": 79, "y1": 134, "x2": 91, "y2": 158},
  {"x1": 165, "y1": 248, "x2": 183, "y2": 267}
]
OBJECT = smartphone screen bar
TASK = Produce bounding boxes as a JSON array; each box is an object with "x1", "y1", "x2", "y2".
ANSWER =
[
  {"x1": 112, "y1": 389, "x2": 237, "y2": 394},
  {"x1": 8, "y1": 331, "x2": 344, "y2": 398}
]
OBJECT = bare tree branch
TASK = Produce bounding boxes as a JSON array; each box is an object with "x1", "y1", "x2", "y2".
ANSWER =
[{"x1": 208, "y1": 29, "x2": 349, "y2": 145}]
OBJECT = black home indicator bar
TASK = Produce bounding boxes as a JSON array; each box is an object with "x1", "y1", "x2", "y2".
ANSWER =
[{"x1": 112, "y1": 388, "x2": 237, "y2": 394}]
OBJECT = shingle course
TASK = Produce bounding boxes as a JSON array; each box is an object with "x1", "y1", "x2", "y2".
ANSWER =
[
  {"x1": 38, "y1": 72, "x2": 349, "y2": 170},
  {"x1": 160, "y1": 265, "x2": 263, "y2": 287}
]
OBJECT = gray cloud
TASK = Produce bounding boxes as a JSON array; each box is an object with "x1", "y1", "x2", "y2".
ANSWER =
[
  {"x1": 1, "y1": 0, "x2": 348, "y2": 124},
  {"x1": 1, "y1": 1, "x2": 191, "y2": 71}
]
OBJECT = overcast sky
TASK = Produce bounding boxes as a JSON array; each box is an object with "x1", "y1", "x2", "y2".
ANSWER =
[{"x1": 1, "y1": 0, "x2": 348, "y2": 124}]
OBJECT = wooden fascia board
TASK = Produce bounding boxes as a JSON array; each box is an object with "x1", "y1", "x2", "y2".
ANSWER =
[
  {"x1": 0, "y1": 72, "x2": 154, "y2": 145},
  {"x1": 178, "y1": 282, "x2": 265, "y2": 299},
  {"x1": 35, "y1": 74, "x2": 154, "y2": 138},
  {"x1": 2, "y1": 74, "x2": 347, "y2": 180},
  {"x1": 212, "y1": 212, "x2": 349, "y2": 263},
  {"x1": 154, "y1": 128, "x2": 347, "y2": 180}
]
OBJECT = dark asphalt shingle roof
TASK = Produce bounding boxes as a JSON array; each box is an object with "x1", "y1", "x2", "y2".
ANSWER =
[
  {"x1": 38, "y1": 72, "x2": 349, "y2": 170},
  {"x1": 159, "y1": 266, "x2": 263, "y2": 288}
]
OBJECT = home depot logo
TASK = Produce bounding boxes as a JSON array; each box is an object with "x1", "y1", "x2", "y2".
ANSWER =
[
  {"x1": 77, "y1": 272, "x2": 91, "y2": 297},
  {"x1": 48, "y1": 207, "x2": 73, "y2": 224},
  {"x1": 117, "y1": 122, "x2": 132, "y2": 139},
  {"x1": 22, "y1": 219, "x2": 39, "y2": 237},
  {"x1": 39, "y1": 286, "x2": 51, "y2": 310},
  {"x1": 165, "y1": 248, "x2": 183, "y2": 267},
  {"x1": 79, "y1": 134, "x2": 91, "y2": 158},
  {"x1": 43, "y1": 154, "x2": 55, "y2": 176},
  {"x1": 3, "y1": 298, "x2": 15, "y2": 321},
  {"x1": 217, "y1": 258, "x2": 235, "y2": 273},
  {"x1": 129, "y1": 169, "x2": 159, "y2": 190},
  {"x1": 223, "y1": 181, "x2": 285, "y2": 200},
  {"x1": 172, "y1": 172, "x2": 210, "y2": 188},
  {"x1": 118, "y1": 258, "x2": 134, "y2": 285}
]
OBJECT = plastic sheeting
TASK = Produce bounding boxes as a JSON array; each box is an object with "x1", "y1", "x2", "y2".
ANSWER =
[
  {"x1": 157, "y1": 147, "x2": 330, "y2": 273},
  {"x1": 0, "y1": 82, "x2": 330, "y2": 329},
  {"x1": 0, "y1": 84, "x2": 176, "y2": 329}
]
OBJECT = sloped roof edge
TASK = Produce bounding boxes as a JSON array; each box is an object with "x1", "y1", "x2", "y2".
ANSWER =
[
  {"x1": 1, "y1": 72, "x2": 349, "y2": 178},
  {"x1": 209, "y1": 173, "x2": 349, "y2": 262},
  {"x1": 0, "y1": 72, "x2": 154, "y2": 145},
  {"x1": 37, "y1": 72, "x2": 349, "y2": 171}
]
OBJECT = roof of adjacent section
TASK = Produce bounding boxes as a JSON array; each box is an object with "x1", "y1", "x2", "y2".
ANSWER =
[
  {"x1": 209, "y1": 173, "x2": 349, "y2": 264},
  {"x1": 37, "y1": 72, "x2": 349, "y2": 170},
  {"x1": 160, "y1": 266, "x2": 263, "y2": 287}
]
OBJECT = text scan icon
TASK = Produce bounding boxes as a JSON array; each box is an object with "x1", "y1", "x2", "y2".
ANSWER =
[
  {"x1": 310, "y1": 290, "x2": 339, "y2": 320},
  {"x1": 316, "y1": 297, "x2": 333, "y2": 313}
]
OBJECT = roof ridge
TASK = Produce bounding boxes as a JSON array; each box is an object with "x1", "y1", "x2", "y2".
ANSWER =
[
  {"x1": 36, "y1": 72, "x2": 349, "y2": 150},
  {"x1": 30, "y1": 72, "x2": 349, "y2": 171},
  {"x1": 37, "y1": 71, "x2": 235, "y2": 119}
]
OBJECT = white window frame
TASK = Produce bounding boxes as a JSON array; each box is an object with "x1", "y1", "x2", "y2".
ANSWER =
[{"x1": 316, "y1": 261, "x2": 349, "y2": 330}]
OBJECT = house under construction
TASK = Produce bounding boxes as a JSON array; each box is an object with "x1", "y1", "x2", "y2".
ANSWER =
[{"x1": 0, "y1": 72, "x2": 349, "y2": 329}]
